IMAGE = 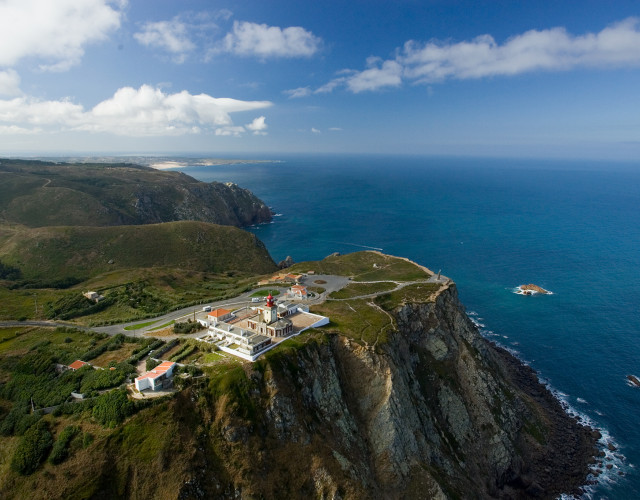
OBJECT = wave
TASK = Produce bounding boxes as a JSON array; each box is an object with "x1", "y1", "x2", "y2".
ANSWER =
[{"x1": 473, "y1": 310, "x2": 628, "y2": 497}]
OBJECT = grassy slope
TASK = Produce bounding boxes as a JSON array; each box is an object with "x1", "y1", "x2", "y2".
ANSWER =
[
  {"x1": 288, "y1": 251, "x2": 431, "y2": 282},
  {"x1": 0, "y1": 159, "x2": 270, "y2": 228},
  {"x1": 0, "y1": 221, "x2": 277, "y2": 323},
  {"x1": 0, "y1": 221, "x2": 276, "y2": 281}
]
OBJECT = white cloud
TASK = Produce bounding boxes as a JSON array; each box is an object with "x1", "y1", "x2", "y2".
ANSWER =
[
  {"x1": 309, "y1": 17, "x2": 640, "y2": 93},
  {"x1": 246, "y1": 116, "x2": 268, "y2": 135},
  {"x1": 311, "y1": 127, "x2": 321, "y2": 134},
  {"x1": 0, "y1": 85, "x2": 272, "y2": 136},
  {"x1": 0, "y1": 70, "x2": 21, "y2": 97},
  {"x1": 0, "y1": 0, "x2": 123, "y2": 70},
  {"x1": 401, "y1": 17, "x2": 640, "y2": 83},
  {"x1": 345, "y1": 58, "x2": 403, "y2": 93},
  {"x1": 221, "y1": 21, "x2": 321, "y2": 58},
  {"x1": 215, "y1": 126, "x2": 246, "y2": 137},
  {"x1": 328, "y1": 127, "x2": 343, "y2": 131},
  {"x1": 283, "y1": 86, "x2": 312, "y2": 99},
  {"x1": 134, "y1": 18, "x2": 196, "y2": 62}
]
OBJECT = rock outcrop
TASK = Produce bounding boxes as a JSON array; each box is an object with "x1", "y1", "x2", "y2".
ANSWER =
[{"x1": 182, "y1": 283, "x2": 598, "y2": 499}]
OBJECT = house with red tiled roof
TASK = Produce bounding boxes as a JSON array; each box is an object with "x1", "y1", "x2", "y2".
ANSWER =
[
  {"x1": 207, "y1": 308, "x2": 232, "y2": 326},
  {"x1": 68, "y1": 360, "x2": 89, "y2": 371},
  {"x1": 290, "y1": 285, "x2": 308, "y2": 299},
  {"x1": 135, "y1": 361, "x2": 176, "y2": 392}
]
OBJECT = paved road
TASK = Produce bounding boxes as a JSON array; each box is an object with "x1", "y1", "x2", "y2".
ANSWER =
[{"x1": 0, "y1": 273, "x2": 446, "y2": 339}]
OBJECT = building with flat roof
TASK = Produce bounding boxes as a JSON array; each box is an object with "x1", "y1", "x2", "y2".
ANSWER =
[{"x1": 135, "y1": 361, "x2": 176, "y2": 391}]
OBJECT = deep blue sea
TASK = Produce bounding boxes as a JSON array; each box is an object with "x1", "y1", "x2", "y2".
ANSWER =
[{"x1": 178, "y1": 154, "x2": 640, "y2": 499}]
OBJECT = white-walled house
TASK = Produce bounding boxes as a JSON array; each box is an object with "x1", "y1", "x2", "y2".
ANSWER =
[{"x1": 135, "y1": 361, "x2": 176, "y2": 391}]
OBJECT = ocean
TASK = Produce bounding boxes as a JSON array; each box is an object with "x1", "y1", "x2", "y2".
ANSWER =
[{"x1": 178, "y1": 154, "x2": 640, "y2": 498}]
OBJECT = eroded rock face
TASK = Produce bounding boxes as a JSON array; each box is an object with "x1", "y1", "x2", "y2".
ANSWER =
[{"x1": 185, "y1": 285, "x2": 598, "y2": 499}]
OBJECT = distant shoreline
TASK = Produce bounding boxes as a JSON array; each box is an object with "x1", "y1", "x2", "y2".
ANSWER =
[{"x1": 24, "y1": 156, "x2": 280, "y2": 170}]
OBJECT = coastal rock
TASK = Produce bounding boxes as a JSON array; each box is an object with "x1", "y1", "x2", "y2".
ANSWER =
[
  {"x1": 518, "y1": 284, "x2": 551, "y2": 295},
  {"x1": 278, "y1": 255, "x2": 295, "y2": 269}
]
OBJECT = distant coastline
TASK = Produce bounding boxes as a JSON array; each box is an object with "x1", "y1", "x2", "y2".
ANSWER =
[{"x1": 26, "y1": 156, "x2": 280, "y2": 170}]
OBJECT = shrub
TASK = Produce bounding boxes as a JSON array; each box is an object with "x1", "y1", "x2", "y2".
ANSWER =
[
  {"x1": 10, "y1": 421, "x2": 53, "y2": 475},
  {"x1": 92, "y1": 389, "x2": 132, "y2": 427},
  {"x1": 82, "y1": 432, "x2": 94, "y2": 448},
  {"x1": 173, "y1": 319, "x2": 201, "y2": 334},
  {"x1": 48, "y1": 425, "x2": 80, "y2": 465},
  {"x1": 146, "y1": 358, "x2": 160, "y2": 371}
]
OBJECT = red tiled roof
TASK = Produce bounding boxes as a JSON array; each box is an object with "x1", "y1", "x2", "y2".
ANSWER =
[
  {"x1": 208, "y1": 308, "x2": 231, "y2": 318},
  {"x1": 68, "y1": 360, "x2": 88, "y2": 370},
  {"x1": 291, "y1": 285, "x2": 306, "y2": 292},
  {"x1": 135, "y1": 361, "x2": 175, "y2": 382}
]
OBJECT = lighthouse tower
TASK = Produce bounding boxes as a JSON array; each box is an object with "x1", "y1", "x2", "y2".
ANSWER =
[{"x1": 260, "y1": 293, "x2": 277, "y2": 324}]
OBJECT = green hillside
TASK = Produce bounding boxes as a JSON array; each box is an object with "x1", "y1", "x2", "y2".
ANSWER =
[
  {"x1": 0, "y1": 221, "x2": 275, "y2": 283},
  {"x1": 0, "y1": 159, "x2": 272, "y2": 228},
  {"x1": 0, "y1": 221, "x2": 277, "y2": 323}
]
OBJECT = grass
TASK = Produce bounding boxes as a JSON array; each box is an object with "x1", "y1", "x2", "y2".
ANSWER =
[
  {"x1": 90, "y1": 343, "x2": 140, "y2": 368},
  {"x1": 0, "y1": 221, "x2": 276, "y2": 284},
  {"x1": 148, "y1": 321, "x2": 175, "y2": 331},
  {"x1": 329, "y1": 281, "x2": 397, "y2": 299},
  {"x1": 250, "y1": 289, "x2": 279, "y2": 297},
  {"x1": 374, "y1": 283, "x2": 441, "y2": 310},
  {"x1": 0, "y1": 326, "x2": 104, "y2": 357},
  {"x1": 312, "y1": 299, "x2": 394, "y2": 346},
  {"x1": 288, "y1": 251, "x2": 431, "y2": 282},
  {"x1": 124, "y1": 320, "x2": 158, "y2": 331},
  {"x1": 199, "y1": 352, "x2": 225, "y2": 364}
]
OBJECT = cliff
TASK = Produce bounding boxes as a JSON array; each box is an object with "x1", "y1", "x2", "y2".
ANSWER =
[
  {"x1": 173, "y1": 283, "x2": 596, "y2": 499},
  {"x1": 0, "y1": 255, "x2": 599, "y2": 499},
  {"x1": 0, "y1": 159, "x2": 272, "y2": 228}
]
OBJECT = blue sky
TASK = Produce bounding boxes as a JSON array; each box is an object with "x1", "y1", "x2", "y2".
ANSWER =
[{"x1": 1, "y1": 0, "x2": 639, "y2": 159}]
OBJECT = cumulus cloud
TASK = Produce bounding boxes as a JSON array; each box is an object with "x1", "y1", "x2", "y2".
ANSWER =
[
  {"x1": 0, "y1": 85, "x2": 272, "y2": 136},
  {"x1": 309, "y1": 17, "x2": 640, "y2": 93},
  {"x1": 246, "y1": 116, "x2": 268, "y2": 135},
  {"x1": 134, "y1": 18, "x2": 196, "y2": 62},
  {"x1": 221, "y1": 21, "x2": 321, "y2": 58},
  {"x1": 401, "y1": 17, "x2": 640, "y2": 83},
  {"x1": 0, "y1": 0, "x2": 122, "y2": 70},
  {"x1": 311, "y1": 127, "x2": 321, "y2": 134},
  {"x1": 0, "y1": 70, "x2": 21, "y2": 97},
  {"x1": 345, "y1": 58, "x2": 403, "y2": 93}
]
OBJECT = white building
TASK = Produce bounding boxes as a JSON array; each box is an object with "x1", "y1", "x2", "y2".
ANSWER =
[{"x1": 135, "y1": 361, "x2": 176, "y2": 391}]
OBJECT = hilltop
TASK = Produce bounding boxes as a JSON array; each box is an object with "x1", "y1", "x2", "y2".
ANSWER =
[
  {"x1": 0, "y1": 252, "x2": 599, "y2": 499},
  {"x1": 0, "y1": 221, "x2": 276, "y2": 283},
  {"x1": 0, "y1": 159, "x2": 272, "y2": 228}
]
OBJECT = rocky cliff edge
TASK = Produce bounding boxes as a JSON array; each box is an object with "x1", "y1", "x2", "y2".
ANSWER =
[{"x1": 180, "y1": 280, "x2": 599, "y2": 499}]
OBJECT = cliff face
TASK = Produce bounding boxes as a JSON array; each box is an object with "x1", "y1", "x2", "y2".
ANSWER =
[{"x1": 179, "y1": 284, "x2": 598, "y2": 499}]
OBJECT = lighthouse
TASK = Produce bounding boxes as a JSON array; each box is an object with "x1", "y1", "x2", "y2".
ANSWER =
[{"x1": 260, "y1": 293, "x2": 277, "y2": 323}]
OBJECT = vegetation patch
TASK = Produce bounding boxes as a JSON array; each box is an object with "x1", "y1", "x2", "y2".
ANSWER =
[
  {"x1": 124, "y1": 320, "x2": 158, "y2": 331},
  {"x1": 250, "y1": 288, "x2": 279, "y2": 297},
  {"x1": 375, "y1": 283, "x2": 441, "y2": 310},
  {"x1": 289, "y1": 251, "x2": 431, "y2": 282},
  {"x1": 312, "y1": 299, "x2": 393, "y2": 345},
  {"x1": 10, "y1": 421, "x2": 52, "y2": 475},
  {"x1": 329, "y1": 281, "x2": 397, "y2": 299},
  {"x1": 173, "y1": 319, "x2": 202, "y2": 334}
]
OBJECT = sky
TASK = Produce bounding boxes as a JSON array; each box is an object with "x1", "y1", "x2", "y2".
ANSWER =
[{"x1": 0, "y1": 0, "x2": 639, "y2": 159}]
